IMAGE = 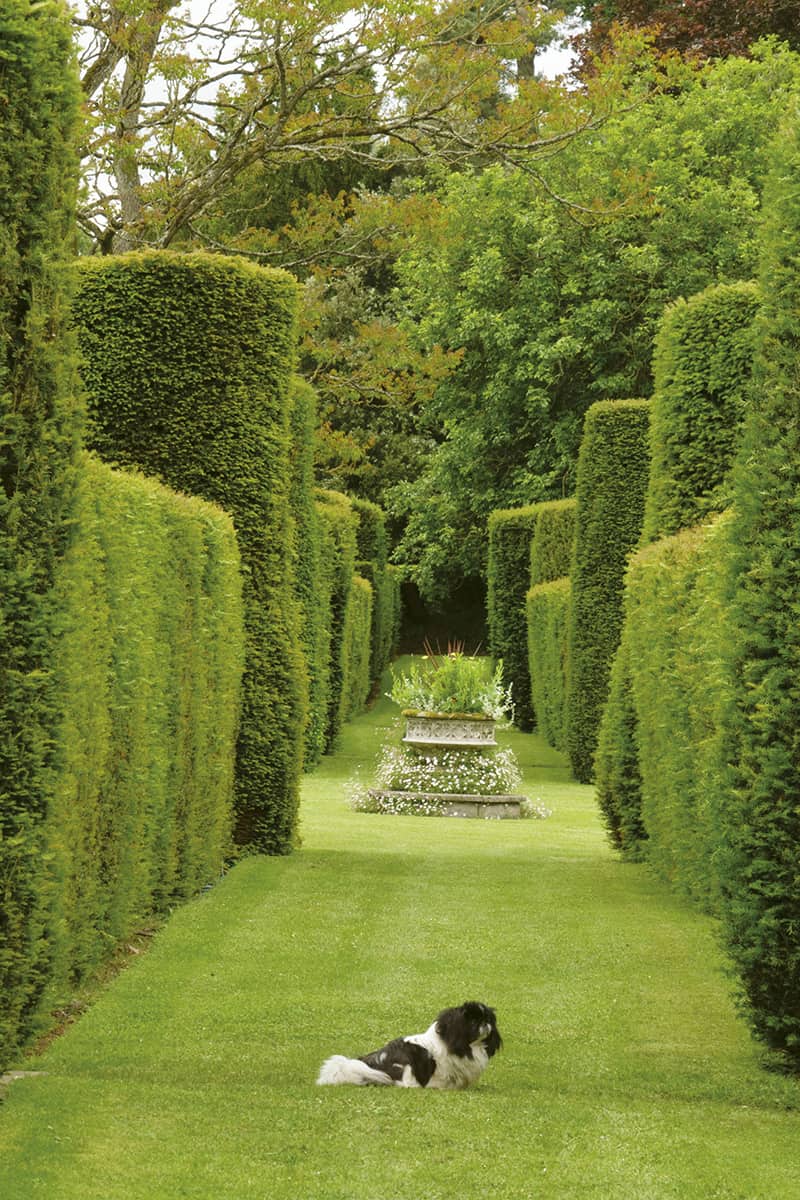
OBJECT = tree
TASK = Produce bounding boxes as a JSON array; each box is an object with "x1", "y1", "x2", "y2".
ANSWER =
[
  {"x1": 576, "y1": 0, "x2": 800, "y2": 66},
  {"x1": 72, "y1": 0, "x2": 589, "y2": 253},
  {"x1": 390, "y1": 42, "x2": 800, "y2": 606}
]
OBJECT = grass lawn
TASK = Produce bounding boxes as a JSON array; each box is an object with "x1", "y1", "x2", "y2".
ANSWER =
[{"x1": 1, "y1": 660, "x2": 799, "y2": 1199}]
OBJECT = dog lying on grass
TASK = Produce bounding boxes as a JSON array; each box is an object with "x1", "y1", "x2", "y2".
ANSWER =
[{"x1": 316, "y1": 1001, "x2": 502, "y2": 1089}]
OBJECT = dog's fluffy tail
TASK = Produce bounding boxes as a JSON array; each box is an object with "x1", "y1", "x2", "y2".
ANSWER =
[{"x1": 316, "y1": 1055, "x2": 394, "y2": 1086}]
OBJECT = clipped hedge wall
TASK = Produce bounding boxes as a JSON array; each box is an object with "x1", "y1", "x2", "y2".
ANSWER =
[
  {"x1": 71, "y1": 251, "x2": 306, "y2": 855},
  {"x1": 566, "y1": 400, "x2": 650, "y2": 783},
  {"x1": 387, "y1": 564, "x2": 404, "y2": 662},
  {"x1": 487, "y1": 506, "x2": 540, "y2": 729},
  {"x1": 54, "y1": 455, "x2": 244, "y2": 971},
  {"x1": 526, "y1": 577, "x2": 571, "y2": 752},
  {"x1": 350, "y1": 495, "x2": 395, "y2": 683},
  {"x1": 289, "y1": 378, "x2": 328, "y2": 770},
  {"x1": 530, "y1": 499, "x2": 577, "y2": 586},
  {"x1": 624, "y1": 519, "x2": 734, "y2": 908},
  {"x1": 0, "y1": 0, "x2": 82, "y2": 1071},
  {"x1": 642, "y1": 281, "x2": 761, "y2": 543},
  {"x1": 340, "y1": 575, "x2": 374, "y2": 724},
  {"x1": 718, "y1": 106, "x2": 800, "y2": 1061},
  {"x1": 594, "y1": 624, "x2": 646, "y2": 860},
  {"x1": 2, "y1": 454, "x2": 244, "y2": 1068},
  {"x1": 316, "y1": 489, "x2": 359, "y2": 750}
]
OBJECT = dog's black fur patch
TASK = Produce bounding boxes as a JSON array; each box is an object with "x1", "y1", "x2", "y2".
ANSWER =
[{"x1": 360, "y1": 1038, "x2": 437, "y2": 1087}]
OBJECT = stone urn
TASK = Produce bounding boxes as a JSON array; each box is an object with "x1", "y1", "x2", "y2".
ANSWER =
[{"x1": 402, "y1": 712, "x2": 497, "y2": 749}]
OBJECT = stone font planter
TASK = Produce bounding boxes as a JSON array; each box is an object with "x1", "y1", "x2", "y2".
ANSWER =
[{"x1": 402, "y1": 713, "x2": 497, "y2": 748}]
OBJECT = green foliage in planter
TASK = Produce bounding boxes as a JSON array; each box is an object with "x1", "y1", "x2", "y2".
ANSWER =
[
  {"x1": 643, "y1": 282, "x2": 761, "y2": 543},
  {"x1": 350, "y1": 495, "x2": 395, "y2": 683},
  {"x1": 71, "y1": 251, "x2": 305, "y2": 855},
  {"x1": 389, "y1": 653, "x2": 511, "y2": 719},
  {"x1": 53, "y1": 455, "x2": 244, "y2": 979},
  {"x1": 566, "y1": 400, "x2": 651, "y2": 784},
  {"x1": 530, "y1": 499, "x2": 577, "y2": 586},
  {"x1": 623, "y1": 518, "x2": 736, "y2": 910},
  {"x1": 315, "y1": 489, "x2": 358, "y2": 751},
  {"x1": 0, "y1": 0, "x2": 82, "y2": 1070},
  {"x1": 289, "y1": 378, "x2": 328, "y2": 770},
  {"x1": 719, "y1": 106, "x2": 800, "y2": 1061},
  {"x1": 487, "y1": 505, "x2": 540, "y2": 729},
  {"x1": 526, "y1": 577, "x2": 571, "y2": 753},
  {"x1": 340, "y1": 575, "x2": 374, "y2": 724}
]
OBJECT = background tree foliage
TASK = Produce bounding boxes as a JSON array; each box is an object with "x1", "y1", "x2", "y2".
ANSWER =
[
  {"x1": 389, "y1": 41, "x2": 800, "y2": 606},
  {"x1": 72, "y1": 0, "x2": 583, "y2": 252},
  {"x1": 576, "y1": 0, "x2": 800, "y2": 65}
]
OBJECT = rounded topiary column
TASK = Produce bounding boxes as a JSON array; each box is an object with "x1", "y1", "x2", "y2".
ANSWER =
[
  {"x1": 0, "y1": 0, "x2": 82, "y2": 1067},
  {"x1": 719, "y1": 104, "x2": 800, "y2": 1062},
  {"x1": 566, "y1": 399, "x2": 650, "y2": 784},
  {"x1": 72, "y1": 252, "x2": 306, "y2": 855}
]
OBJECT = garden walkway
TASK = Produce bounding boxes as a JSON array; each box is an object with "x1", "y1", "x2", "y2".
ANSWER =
[{"x1": 1, "y1": 670, "x2": 799, "y2": 1199}]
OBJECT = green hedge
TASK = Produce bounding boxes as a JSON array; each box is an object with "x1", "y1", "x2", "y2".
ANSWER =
[
  {"x1": 2, "y1": 454, "x2": 244, "y2": 1068},
  {"x1": 350, "y1": 495, "x2": 395, "y2": 683},
  {"x1": 289, "y1": 378, "x2": 328, "y2": 770},
  {"x1": 623, "y1": 520, "x2": 734, "y2": 907},
  {"x1": 530, "y1": 499, "x2": 576, "y2": 586},
  {"x1": 566, "y1": 400, "x2": 650, "y2": 783},
  {"x1": 55, "y1": 455, "x2": 244, "y2": 964},
  {"x1": 0, "y1": 0, "x2": 82, "y2": 1071},
  {"x1": 526, "y1": 577, "x2": 571, "y2": 752},
  {"x1": 719, "y1": 106, "x2": 800, "y2": 1061},
  {"x1": 642, "y1": 282, "x2": 761, "y2": 542},
  {"x1": 71, "y1": 251, "x2": 306, "y2": 855},
  {"x1": 487, "y1": 506, "x2": 540, "y2": 730},
  {"x1": 340, "y1": 575, "x2": 374, "y2": 723},
  {"x1": 387, "y1": 564, "x2": 404, "y2": 660},
  {"x1": 594, "y1": 623, "x2": 646, "y2": 860},
  {"x1": 316, "y1": 489, "x2": 359, "y2": 751}
]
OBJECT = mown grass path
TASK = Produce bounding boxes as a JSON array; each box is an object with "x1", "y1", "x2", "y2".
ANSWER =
[{"x1": 1, "y1": 666, "x2": 799, "y2": 1198}]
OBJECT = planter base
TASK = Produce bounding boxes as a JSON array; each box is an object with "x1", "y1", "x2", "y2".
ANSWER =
[{"x1": 368, "y1": 790, "x2": 524, "y2": 819}]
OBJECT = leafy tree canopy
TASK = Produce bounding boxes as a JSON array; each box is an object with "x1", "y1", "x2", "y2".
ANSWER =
[
  {"x1": 576, "y1": 0, "x2": 800, "y2": 66},
  {"x1": 389, "y1": 40, "x2": 800, "y2": 605}
]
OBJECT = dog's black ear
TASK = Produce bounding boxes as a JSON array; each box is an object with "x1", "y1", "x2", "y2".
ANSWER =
[
  {"x1": 435, "y1": 1006, "x2": 473, "y2": 1057},
  {"x1": 485, "y1": 1023, "x2": 502, "y2": 1058}
]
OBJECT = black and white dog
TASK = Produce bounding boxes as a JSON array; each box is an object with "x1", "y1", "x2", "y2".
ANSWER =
[{"x1": 316, "y1": 1001, "x2": 502, "y2": 1089}]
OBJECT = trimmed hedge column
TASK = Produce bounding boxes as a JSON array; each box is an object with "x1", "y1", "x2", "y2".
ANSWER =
[
  {"x1": 72, "y1": 252, "x2": 306, "y2": 855},
  {"x1": 526, "y1": 498, "x2": 576, "y2": 751},
  {"x1": 566, "y1": 400, "x2": 650, "y2": 783},
  {"x1": 530, "y1": 499, "x2": 576, "y2": 587},
  {"x1": 487, "y1": 506, "x2": 541, "y2": 729},
  {"x1": 642, "y1": 281, "x2": 760, "y2": 542},
  {"x1": 315, "y1": 489, "x2": 358, "y2": 750},
  {"x1": 719, "y1": 106, "x2": 800, "y2": 1061},
  {"x1": 289, "y1": 378, "x2": 329, "y2": 770},
  {"x1": 351, "y1": 495, "x2": 394, "y2": 683},
  {"x1": 0, "y1": 1, "x2": 82, "y2": 1068}
]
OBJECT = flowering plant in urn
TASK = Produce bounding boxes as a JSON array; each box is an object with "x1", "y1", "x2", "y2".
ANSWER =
[{"x1": 388, "y1": 643, "x2": 513, "y2": 722}]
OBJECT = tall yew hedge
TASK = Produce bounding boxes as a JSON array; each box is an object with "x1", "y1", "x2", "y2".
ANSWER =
[
  {"x1": 0, "y1": 0, "x2": 82, "y2": 1068},
  {"x1": 526, "y1": 499, "x2": 576, "y2": 751},
  {"x1": 642, "y1": 282, "x2": 760, "y2": 543},
  {"x1": 719, "y1": 107, "x2": 800, "y2": 1060},
  {"x1": 487, "y1": 506, "x2": 540, "y2": 729},
  {"x1": 72, "y1": 253, "x2": 306, "y2": 854},
  {"x1": 566, "y1": 400, "x2": 650, "y2": 783},
  {"x1": 289, "y1": 377, "x2": 328, "y2": 770}
]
